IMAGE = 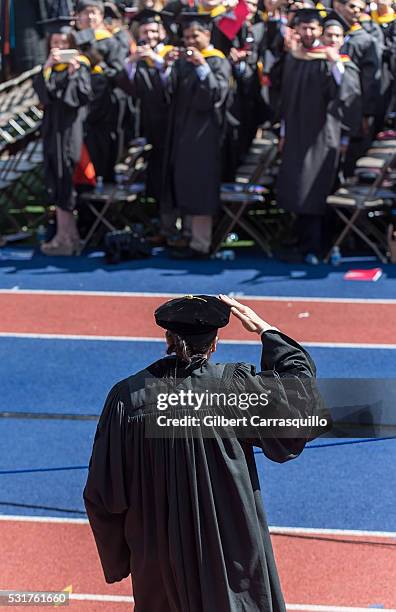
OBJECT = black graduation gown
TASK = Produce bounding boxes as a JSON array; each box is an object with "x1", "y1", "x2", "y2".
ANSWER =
[
  {"x1": 276, "y1": 53, "x2": 341, "y2": 216},
  {"x1": 113, "y1": 27, "x2": 132, "y2": 62},
  {"x1": 33, "y1": 62, "x2": 92, "y2": 210},
  {"x1": 84, "y1": 330, "x2": 325, "y2": 611},
  {"x1": 85, "y1": 30, "x2": 127, "y2": 181},
  {"x1": 162, "y1": 52, "x2": 231, "y2": 216},
  {"x1": 123, "y1": 57, "x2": 170, "y2": 202},
  {"x1": 230, "y1": 22, "x2": 270, "y2": 161},
  {"x1": 337, "y1": 57, "x2": 363, "y2": 139},
  {"x1": 340, "y1": 26, "x2": 381, "y2": 118}
]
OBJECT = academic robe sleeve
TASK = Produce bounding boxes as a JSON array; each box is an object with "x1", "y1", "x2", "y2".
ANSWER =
[
  {"x1": 360, "y1": 39, "x2": 381, "y2": 116},
  {"x1": 339, "y1": 61, "x2": 363, "y2": 137},
  {"x1": 83, "y1": 381, "x2": 131, "y2": 584},
  {"x1": 33, "y1": 71, "x2": 52, "y2": 105},
  {"x1": 232, "y1": 330, "x2": 329, "y2": 463}
]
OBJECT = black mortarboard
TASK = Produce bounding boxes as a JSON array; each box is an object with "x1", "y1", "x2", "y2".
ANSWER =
[
  {"x1": 129, "y1": 8, "x2": 164, "y2": 25},
  {"x1": 104, "y1": 1, "x2": 122, "y2": 20},
  {"x1": 155, "y1": 295, "x2": 231, "y2": 344},
  {"x1": 291, "y1": 7, "x2": 323, "y2": 24},
  {"x1": 177, "y1": 11, "x2": 213, "y2": 30},
  {"x1": 75, "y1": 0, "x2": 104, "y2": 13},
  {"x1": 37, "y1": 16, "x2": 74, "y2": 35},
  {"x1": 322, "y1": 10, "x2": 349, "y2": 32}
]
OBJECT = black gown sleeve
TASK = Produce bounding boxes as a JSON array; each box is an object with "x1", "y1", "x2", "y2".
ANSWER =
[
  {"x1": 83, "y1": 381, "x2": 131, "y2": 584},
  {"x1": 360, "y1": 39, "x2": 381, "y2": 116},
  {"x1": 232, "y1": 330, "x2": 330, "y2": 463}
]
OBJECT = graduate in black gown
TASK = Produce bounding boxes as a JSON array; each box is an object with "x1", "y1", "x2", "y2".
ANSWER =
[
  {"x1": 227, "y1": 0, "x2": 279, "y2": 166},
  {"x1": 275, "y1": 8, "x2": 361, "y2": 263},
  {"x1": 84, "y1": 294, "x2": 329, "y2": 612},
  {"x1": 122, "y1": 9, "x2": 173, "y2": 204},
  {"x1": 321, "y1": 12, "x2": 363, "y2": 152},
  {"x1": 162, "y1": 12, "x2": 232, "y2": 258},
  {"x1": 33, "y1": 18, "x2": 92, "y2": 255},
  {"x1": 334, "y1": 0, "x2": 382, "y2": 174},
  {"x1": 75, "y1": 0, "x2": 126, "y2": 181}
]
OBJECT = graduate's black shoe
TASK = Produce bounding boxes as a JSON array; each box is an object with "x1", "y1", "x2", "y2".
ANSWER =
[{"x1": 169, "y1": 246, "x2": 210, "y2": 260}]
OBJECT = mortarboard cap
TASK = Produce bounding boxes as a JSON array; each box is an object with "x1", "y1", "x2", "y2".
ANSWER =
[
  {"x1": 290, "y1": 7, "x2": 323, "y2": 24},
  {"x1": 104, "y1": 1, "x2": 122, "y2": 20},
  {"x1": 129, "y1": 8, "x2": 164, "y2": 25},
  {"x1": 75, "y1": 0, "x2": 105, "y2": 13},
  {"x1": 322, "y1": 10, "x2": 349, "y2": 32},
  {"x1": 37, "y1": 16, "x2": 74, "y2": 35},
  {"x1": 177, "y1": 11, "x2": 213, "y2": 30},
  {"x1": 155, "y1": 295, "x2": 231, "y2": 344}
]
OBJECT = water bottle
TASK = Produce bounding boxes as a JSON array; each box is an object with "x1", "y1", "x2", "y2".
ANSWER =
[
  {"x1": 36, "y1": 224, "x2": 46, "y2": 244},
  {"x1": 95, "y1": 176, "x2": 104, "y2": 195},
  {"x1": 226, "y1": 232, "x2": 239, "y2": 244},
  {"x1": 330, "y1": 246, "x2": 342, "y2": 266},
  {"x1": 214, "y1": 249, "x2": 236, "y2": 261}
]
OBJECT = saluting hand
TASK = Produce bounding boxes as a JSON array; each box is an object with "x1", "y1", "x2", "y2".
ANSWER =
[{"x1": 219, "y1": 295, "x2": 278, "y2": 335}]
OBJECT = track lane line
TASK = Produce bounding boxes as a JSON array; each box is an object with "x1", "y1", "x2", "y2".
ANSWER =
[{"x1": 1, "y1": 289, "x2": 396, "y2": 305}]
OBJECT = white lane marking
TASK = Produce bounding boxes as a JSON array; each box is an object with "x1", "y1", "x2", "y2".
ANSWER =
[
  {"x1": 286, "y1": 606, "x2": 396, "y2": 612},
  {"x1": 70, "y1": 593, "x2": 134, "y2": 603},
  {"x1": 1, "y1": 332, "x2": 396, "y2": 349},
  {"x1": 1, "y1": 515, "x2": 396, "y2": 538},
  {"x1": 1, "y1": 289, "x2": 396, "y2": 305}
]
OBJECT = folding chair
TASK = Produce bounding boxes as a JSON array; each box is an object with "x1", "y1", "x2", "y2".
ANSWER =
[
  {"x1": 211, "y1": 133, "x2": 278, "y2": 256},
  {"x1": 79, "y1": 144, "x2": 153, "y2": 250},
  {"x1": 325, "y1": 152, "x2": 396, "y2": 263}
]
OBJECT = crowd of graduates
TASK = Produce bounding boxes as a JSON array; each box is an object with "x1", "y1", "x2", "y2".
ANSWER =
[{"x1": 10, "y1": 0, "x2": 396, "y2": 260}]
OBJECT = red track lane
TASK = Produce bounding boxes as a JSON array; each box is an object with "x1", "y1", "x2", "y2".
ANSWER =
[
  {"x1": 1, "y1": 294, "x2": 396, "y2": 344},
  {"x1": 274, "y1": 532, "x2": 396, "y2": 607},
  {"x1": 1, "y1": 521, "x2": 395, "y2": 609}
]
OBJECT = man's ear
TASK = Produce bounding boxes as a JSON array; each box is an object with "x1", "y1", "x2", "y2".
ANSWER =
[
  {"x1": 165, "y1": 330, "x2": 173, "y2": 347},
  {"x1": 211, "y1": 336, "x2": 218, "y2": 353}
]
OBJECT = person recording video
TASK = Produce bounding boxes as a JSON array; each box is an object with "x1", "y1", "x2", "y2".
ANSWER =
[
  {"x1": 121, "y1": 9, "x2": 173, "y2": 207},
  {"x1": 161, "y1": 12, "x2": 232, "y2": 259},
  {"x1": 33, "y1": 17, "x2": 92, "y2": 256}
]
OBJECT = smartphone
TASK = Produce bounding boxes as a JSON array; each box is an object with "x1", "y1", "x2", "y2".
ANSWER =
[{"x1": 57, "y1": 49, "x2": 79, "y2": 63}]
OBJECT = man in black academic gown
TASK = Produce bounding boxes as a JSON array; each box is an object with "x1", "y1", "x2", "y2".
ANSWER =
[
  {"x1": 334, "y1": 0, "x2": 382, "y2": 174},
  {"x1": 275, "y1": 8, "x2": 361, "y2": 263},
  {"x1": 321, "y1": 12, "x2": 363, "y2": 157},
  {"x1": 84, "y1": 294, "x2": 329, "y2": 611},
  {"x1": 75, "y1": 0, "x2": 126, "y2": 180},
  {"x1": 122, "y1": 9, "x2": 172, "y2": 206},
  {"x1": 162, "y1": 13, "x2": 232, "y2": 259},
  {"x1": 227, "y1": 0, "x2": 273, "y2": 166}
]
